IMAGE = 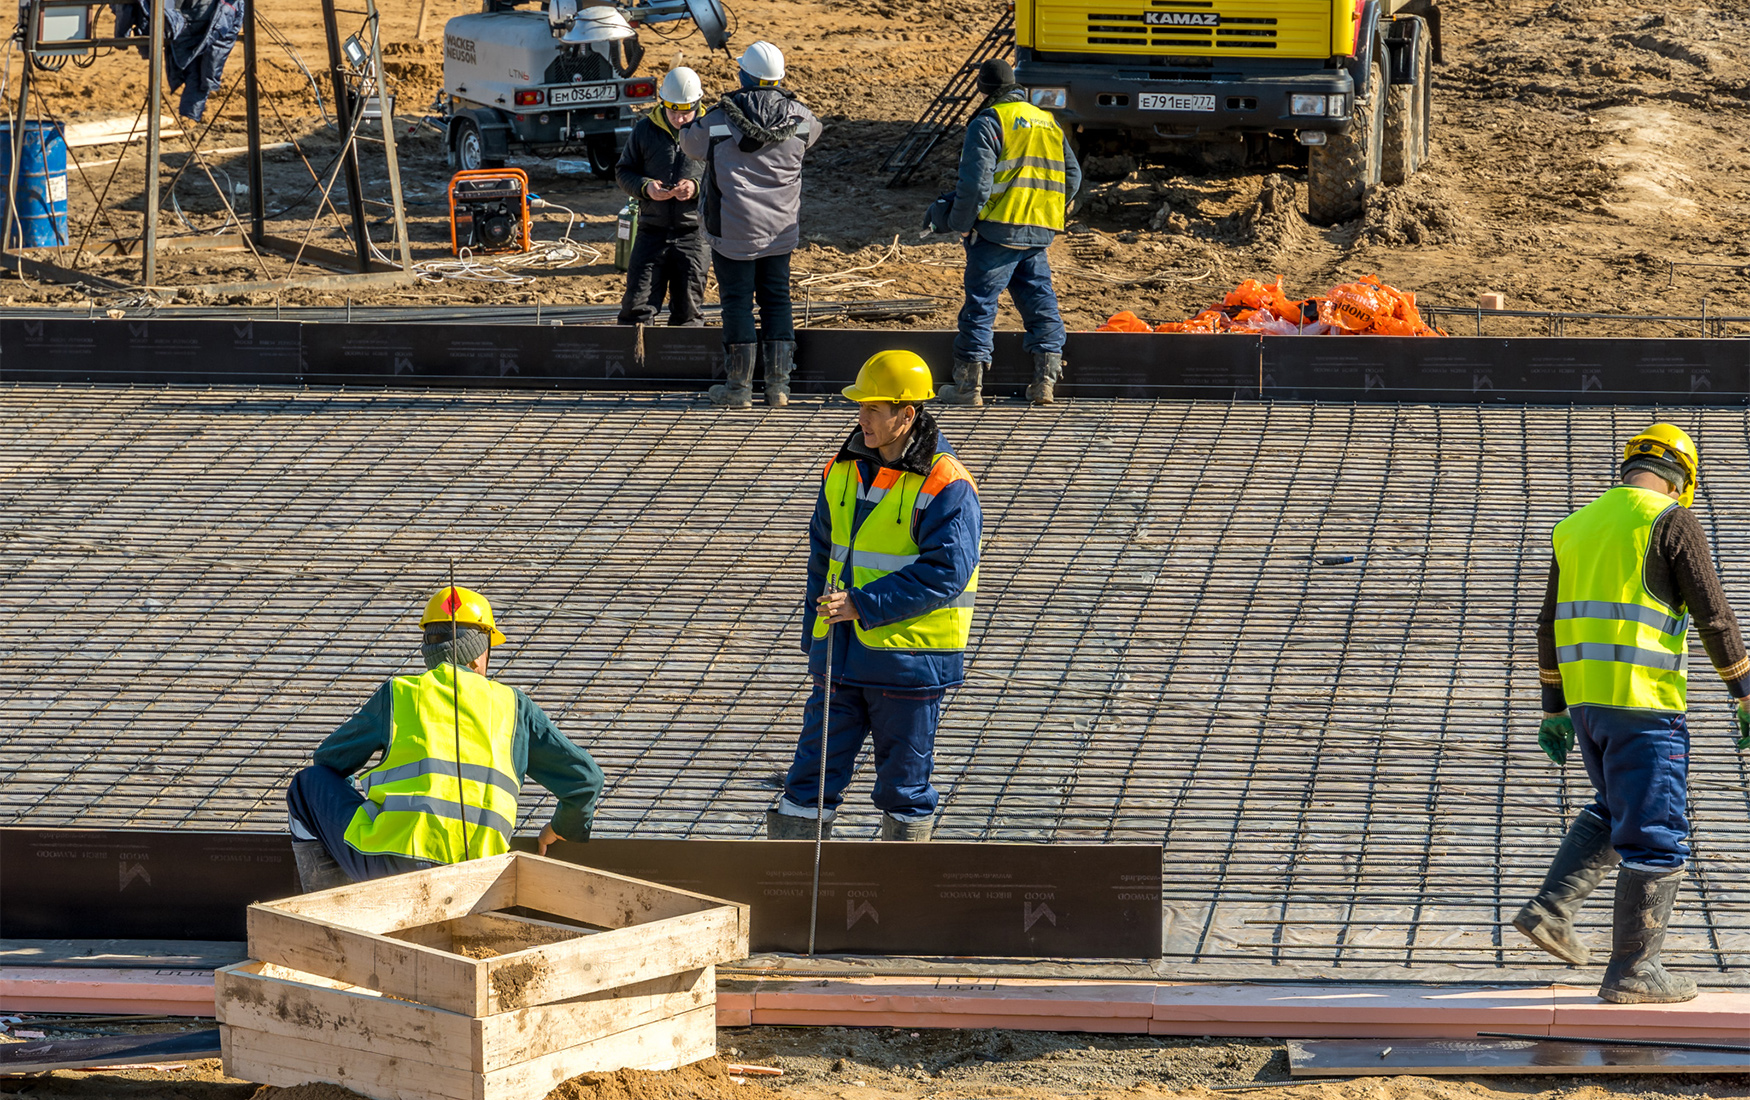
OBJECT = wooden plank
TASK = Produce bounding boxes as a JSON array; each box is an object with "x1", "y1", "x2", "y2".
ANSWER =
[
  {"x1": 63, "y1": 116, "x2": 182, "y2": 147},
  {"x1": 475, "y1": 967, "x2": 713, "y2": 1071},
  {"x1": 514, "y1": 854, "x2": 740, "y2": 931},
  {"x1": 247, "y1": 907, "x2": 482, "y2": 1016},
  {"x1": 215, "y1": 961, "x2": 473, "y2": 1071},
  {"x1": 478, "y1": 1004, "x2": 718, "y2": 1100},
  {"x1": 0, "y1": 1029, "x2": 219, "y2": 1073},
  {"x1": 1287, "y1": 1037, "x2": 1750, "y2": 1076},
  {"x1": 258, "y1": 855, "x2": 518, "y2": 932},
  {"x1": 481, "y1": 906, "x2": 743, "y2": 1013},
  {"x1": 223, "y1": 1022, "x2": 473, "y2": 1100}
]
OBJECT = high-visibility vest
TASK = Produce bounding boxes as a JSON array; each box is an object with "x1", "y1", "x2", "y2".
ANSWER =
[
  {"x1": 1552, "y1": 486, "x2": 1691, "y2": 712},
  {"x1": 814, "y1": 452, "x2": 978, "y2": 651},
  {"x1": 975, "y1": 100, "x2": 1069, "y2": 233},
  {"x1": 342, "y1": 664, "x2": 522, "y2": 862}
]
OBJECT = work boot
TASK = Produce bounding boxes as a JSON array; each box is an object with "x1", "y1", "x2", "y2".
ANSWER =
[
  {"x1": 879, "y1": 814, "x2": 933, "y2": 842},
  {"x1": 1512, "y1": 810, "x2": 1618, "y2": 965},
  {"x1": 766, "y1": 807, "x2": 833, "y2": 840},
  {"x1": 936, "y1": 359, "x2": 985, "y2": 406},
  {"x1": 1026, "y1": 352, "x2": 1063, "y2": 405},
  {"x1": 1598, "y1": 865, "x2": 1697, "y2": 1004},
  {"x1": 708, "y1": 343, "x2": 757, "y2": 407},
  {"x1": 763, "y1": 339, "x2": 796, "y2": 408},
  {"x1": 292, "y1": 840, "x2": 352, "y2": 894}
]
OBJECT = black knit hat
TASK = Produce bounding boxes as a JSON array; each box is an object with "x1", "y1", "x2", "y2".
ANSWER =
[{"x1": 976, "y1": 59, "x2": 1016, "y2": 98}]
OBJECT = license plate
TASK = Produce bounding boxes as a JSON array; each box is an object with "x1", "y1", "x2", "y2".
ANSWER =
[
  {"x1": 549, "y1": 84, "x2": 617, "y2": 107},
  {"x1": 1137, "y1": 93, "x2": 1217, "y2": 112}
]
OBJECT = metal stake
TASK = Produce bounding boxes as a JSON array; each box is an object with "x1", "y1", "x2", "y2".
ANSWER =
[{"x1": 808, "y1": 576, "x2": 840, "y2": 956}]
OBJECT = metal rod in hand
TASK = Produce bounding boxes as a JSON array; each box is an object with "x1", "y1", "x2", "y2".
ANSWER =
[{"x1": 807, "y1": 577, "x2": 840, "y2": 956}]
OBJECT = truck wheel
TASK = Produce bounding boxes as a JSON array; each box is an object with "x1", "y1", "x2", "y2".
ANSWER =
[
  {"x1": 1307, "y1": 47, "x2": 1386, "y2": 225},
  {"x1": 1383, "y1": 17, "x2": 1430, "y2": 185},
  {"x1": 586, "y1": 134, "x2": 617, "y2": 181},
  {"x1": 450, "y1": 117, "x2": 503, "y2": 172}
]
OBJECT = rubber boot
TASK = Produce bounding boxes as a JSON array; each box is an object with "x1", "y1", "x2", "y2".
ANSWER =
[
  {"x1": 766, "y1": 807, "x2": 833, "y2": 840},
  {"x1": 1026, "y1": 352, "x2": 1063, "y2": 405},
  {"x1": 1512, "y1": 810, "x2": 1618, "y2": 965},
  {"x1": 879, "y1": 814, "x2": 933, "y2": 842},
  {"x1": 763, "y1": 339, "x2": 796, "y2": 408},
  {"x1": 937, "y1": 359, "x2": 985, "y2": 406},
  {"x1": 708, "y1": 343, "x2": 756, "y2": 407},
  {"x1": 1598, "y1": 865, "x2": 1697, "y2": 1003},
  {"x1": 292, "y1": 840, "x2": 352, "y2": 893}
]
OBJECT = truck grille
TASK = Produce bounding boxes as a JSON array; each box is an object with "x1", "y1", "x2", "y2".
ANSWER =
[
  {"x1": 1038, "y1": 0, "x2": 1328, "y2": 57},
  {"x1": 544, "y1": 49, "x2": 615, "y2": 85}
]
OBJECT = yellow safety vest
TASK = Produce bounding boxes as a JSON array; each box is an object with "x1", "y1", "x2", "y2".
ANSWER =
[
  {"x1": 976, "y1": 100, "x2": 1069, "y2": 233},
  {"x1": 1552, "y1": 486, "x2": 1690, "y2": 712},
  {"x1": 814, "y1": 452, "x2": 978, "y2": 651},
  {"x1": 342, "y1": 664, "x2": 522, "y2": 862}
]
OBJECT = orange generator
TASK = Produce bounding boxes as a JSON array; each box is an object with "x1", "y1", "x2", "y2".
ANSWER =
[{"x1": 448, "y1": 168, "x2": 531, "y2": 255}]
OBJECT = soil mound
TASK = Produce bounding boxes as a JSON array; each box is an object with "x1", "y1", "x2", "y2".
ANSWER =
[
  {"x1": 545, "y1": 1058, "x2": 756, "y2": 1100},
  {"x1": 1359, "y1": 180, "x2": 1470, "y2": 247},
  {"x1": 1243, "y1": 173, "x2": 1304, "y2": 251}
]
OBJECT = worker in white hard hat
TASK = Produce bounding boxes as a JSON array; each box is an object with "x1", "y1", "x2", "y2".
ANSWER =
[
  {"x1": 1518, "y1": 423, "x2": 1750, "y2": 1004},
  {"x1": 616, "y1": 67, "x2": 709, "y2": 327},
  {"x1": 678, "y1": 41, "x2": 821, "y2": 408},
  {"x1": 768, "y1": 351, "x2": 981, "y2": 842},
  {"x1": 285, "y1": 586, "x2": 605, "y2": 892}
]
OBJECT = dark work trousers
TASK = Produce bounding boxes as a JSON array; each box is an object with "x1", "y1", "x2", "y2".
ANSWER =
[
  {"x1": 286, "y1": 764, "x2": 438, "y2": 883},
  {"x1": 781, "y1": 677, "x2": 943, "y2": 822},
  {"x1": 1571, "y1": 704, "x2": 1691, "y2": 870},
  {"x1": 953, "y1": 233, "x2": 1066, "y2": 364},
  {"x1": 617, "y1": 225, "x2": 709, "y2": 326},
  {"x1": 712, "y1": 250, "x2": 793, "y2": 347}
]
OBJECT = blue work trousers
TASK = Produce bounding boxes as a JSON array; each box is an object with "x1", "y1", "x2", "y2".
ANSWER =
[
  {"x1": 713, "y1": 250, "x2": 793, "y2": 347},
  {"x1": 783, "y1": 678, "x2": 943, "y2": 822},
  {"x1": 953, "y1": 233, "x2": 1065, "y2": 364},
  {"x1": 286, "y1": 764, "x2": 438, "y2": 883},
  {"x1": 1572, "y1": 704, "x2": 1690, "y2": 870}
]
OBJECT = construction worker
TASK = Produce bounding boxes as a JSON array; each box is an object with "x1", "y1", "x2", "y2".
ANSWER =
[
  {"x1": 285, "y1": 586, "x2": 604, "y2": 892},
  {"x1": 768, "y1": 351, "x2": 981, "y2": 841},
  {"x1": 615, "y1": 67, "x2": 709, "y2": 327},
  {"x1": 939, "y1": 58, "x2": 1081, "y2": 408},
  {"x1": 677, "y1": 40, "x2": 820, "y2": 409},
  {"x1": 1517, "y1": 424, "x2": 1750, "y2": 1003}
]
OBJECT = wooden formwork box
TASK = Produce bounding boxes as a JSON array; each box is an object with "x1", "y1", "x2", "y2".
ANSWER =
[{"x1": 216, "y1": 852, "x2": 749, "y2": 1100}]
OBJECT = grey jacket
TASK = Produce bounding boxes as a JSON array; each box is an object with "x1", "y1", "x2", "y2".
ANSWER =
[
  {"x1": 949, "y1": 87, "x2": 1082, "y2": 249},
  {"x1": 678, "y1": 87, "x2": 822, "y2": 261}
]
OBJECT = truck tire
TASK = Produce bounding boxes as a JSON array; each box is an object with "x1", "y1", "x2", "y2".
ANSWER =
[
  {"x1": 1307, "y1": 47, "x2": 1386, "y2": 225},
  {"x1": 450, "y1": 117, "x2": 504, "y2": 172},
  {"x1": 1383, "y1": 17, "x2": 1430, "y2": 185}
]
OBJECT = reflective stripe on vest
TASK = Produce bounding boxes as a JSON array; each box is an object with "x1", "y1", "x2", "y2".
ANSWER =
[
  {"x1": 815, "y1": 452, "x2": 978, "y2": 651},
  {"x1": 343, "y1": 664, "x2": 521, "y2": 862},
  {"x1": 1551, "y1": 486, "x2": 1690, "y2": 712},
  {"x1": 976, "y1": 101, "x2": 1068, "y2": 233}
]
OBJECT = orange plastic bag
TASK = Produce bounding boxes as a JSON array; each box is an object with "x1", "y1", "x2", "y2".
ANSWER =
[
  {"x1": 1323, "y1": 277, "x2": 1393, "y2": 333},
  {"x1": 1155, "y1": 309, "x2": 1228, "y2": 333},
  {"x1": 1097, "y1": 310, "x2": 1155, "y2": 333}
]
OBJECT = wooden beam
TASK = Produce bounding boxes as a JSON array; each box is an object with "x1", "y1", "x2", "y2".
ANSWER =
[{"x1": 0, "y1": 250, "x2": 133, "y2": 291}]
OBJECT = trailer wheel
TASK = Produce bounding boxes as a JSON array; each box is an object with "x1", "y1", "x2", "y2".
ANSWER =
[
  {"x1": 450, "y1": 117, "x2": 503, "y2": 172},
  {"x1": 586, "y1": 134, "x2": 617, "y2": 181},
  {"x1": 1383, "y1": 16, "x2": 1430, "y2": 185},
  {"x1": 1307, "y1": 47, "x2": 1386, "y2": 225}
]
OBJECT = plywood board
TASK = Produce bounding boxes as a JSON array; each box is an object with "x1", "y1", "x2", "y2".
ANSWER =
[
  {"x1": 478, "y1": 1005, "x2": 718, "y2": 1100},
  {"x1": 481, "y1": 906, "x2": 741, "y2": 1013}
]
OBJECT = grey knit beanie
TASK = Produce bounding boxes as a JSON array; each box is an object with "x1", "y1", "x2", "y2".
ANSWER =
[
  {"x1": 422, "y1": 623, "x2": 492, "y2": 671},
  {"x1": 1622, "y1": 455, "x2": 1687, "y2": 493}
]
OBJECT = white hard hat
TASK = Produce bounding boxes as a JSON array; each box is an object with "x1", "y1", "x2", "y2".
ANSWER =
[
  {"x1": 658, "y1": 66, "x2": 702, "y2": 107},
  {"x1": 737, "y1": 40, "x2": 784, "y2": 82}
]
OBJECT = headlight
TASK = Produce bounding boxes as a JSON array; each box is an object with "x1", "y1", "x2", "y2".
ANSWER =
[
  {"x1": 1290, "y1": 94, "x2": 1328, "y2": 116},
  {"x1": 1029, "y1": 87, "x2": 1068, "y2": 110}
]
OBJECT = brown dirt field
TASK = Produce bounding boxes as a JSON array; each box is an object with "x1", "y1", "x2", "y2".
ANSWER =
[{"x1": 4, "y1": 0, "x2": 1749, "y2": 333}]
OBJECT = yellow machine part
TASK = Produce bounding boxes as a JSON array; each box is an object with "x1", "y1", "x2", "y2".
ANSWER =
[{"x1": 1017, "y1": 0, "x2": 1369, "y2": 59}]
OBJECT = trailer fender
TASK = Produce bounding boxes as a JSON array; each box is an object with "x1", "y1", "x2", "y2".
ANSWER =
[{"x1": 450, "y1": 107, "x2": 514, "y2": 161}]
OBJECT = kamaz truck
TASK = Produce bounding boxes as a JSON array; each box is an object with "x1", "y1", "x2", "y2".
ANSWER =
[{"x1": 1013, "y1": 0, "x2": 1439, "y2": 222}]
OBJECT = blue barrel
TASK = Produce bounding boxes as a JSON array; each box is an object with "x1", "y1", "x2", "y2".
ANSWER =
[{"x1": 0, "y1": 122, "x2": 68, "y2": 248}]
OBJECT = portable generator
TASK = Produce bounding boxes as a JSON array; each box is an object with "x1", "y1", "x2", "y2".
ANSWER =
[{"x1": 449, "y1": 168, "x2": 531, "y2": 255}]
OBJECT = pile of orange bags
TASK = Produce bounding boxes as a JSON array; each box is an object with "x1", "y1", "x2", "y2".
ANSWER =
[{"x1": 1097, "y1": 276, "x2": 1445, "y2": 336}]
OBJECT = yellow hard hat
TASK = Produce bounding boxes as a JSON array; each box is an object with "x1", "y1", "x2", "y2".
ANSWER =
[
  {"x1": 420, "y1": 585, "x2": 507, "y2": 646},
  {"x1": 1624, "y1": 423, "x2": 1699, "y2": 508},
  {"x1": 842, "y1": 350, "x2": 936, "y2": 403}
]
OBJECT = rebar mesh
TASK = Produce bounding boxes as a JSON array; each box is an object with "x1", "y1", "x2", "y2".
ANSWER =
[{"x1": 2, "y1": 386, "x2": 1747, "y2": 978}]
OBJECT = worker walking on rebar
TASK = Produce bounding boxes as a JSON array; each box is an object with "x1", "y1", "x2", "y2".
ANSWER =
[
  {"x1": 615, "y1": 67, "x2": 709, "y2": 327},
  {"x1": 1517, "y1": 423, "x2": 1750, "y2": 1004},
  {"x1": 678, "y1": 41, "x2": 820, "y2": 409},
  {"x1": 768, "y1": 351, "x2": 981, "y2": 842},
  {"x1": 285, "y1": 586, "x2": 604, "y2": 892},
  {"x1": 938, "y1": 59, "x2": 1081, "y2": 408}
]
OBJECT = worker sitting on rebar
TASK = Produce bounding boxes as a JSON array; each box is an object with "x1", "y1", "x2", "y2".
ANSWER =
[
  {"x1": 284, "y1": 586, "x2": 604, "y2": 892},
  {"x1": 1517, "y1": 423, "x2": 1750, "y2": 1004},
  {"x1": 767, "y1": 351, "x2": 981, "y2": 842}
]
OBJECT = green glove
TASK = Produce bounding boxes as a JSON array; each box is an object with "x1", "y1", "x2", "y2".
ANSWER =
[
  {"x1": 1538, "y1": 713, "x2": 1575, "y2": 765},
  {"x1": 1735, "y1": 703, "x2": 1750, "y2": 752}
]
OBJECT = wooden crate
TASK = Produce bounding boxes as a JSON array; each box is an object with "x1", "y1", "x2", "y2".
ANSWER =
[{"x1": 217, "y1": 852, "x2": 748, "y2": 1100}]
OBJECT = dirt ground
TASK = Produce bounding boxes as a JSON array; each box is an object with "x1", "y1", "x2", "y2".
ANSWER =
[
  {"x1": 5, "y1": 0, "x2": 1748, "y2": 333},
  {"x1": 5, "y1": 1025, "x2": 1750, "y2": 1100}
]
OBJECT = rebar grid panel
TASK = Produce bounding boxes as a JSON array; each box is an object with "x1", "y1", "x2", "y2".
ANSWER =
[{"x1": 2, "y1": 387, "x2": 1748, "y2": 980}]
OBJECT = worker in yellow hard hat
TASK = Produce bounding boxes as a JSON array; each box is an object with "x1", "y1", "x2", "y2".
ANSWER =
[
  {"x1": 285, "y1": 585, "x2": 604, "y2": 892},
  {"x1": 767, "y1": 350, "x2": 982, "y2": 842},
  {"x1": 1517, "y1": 423, "x2": 1750, "y2": 1004}
]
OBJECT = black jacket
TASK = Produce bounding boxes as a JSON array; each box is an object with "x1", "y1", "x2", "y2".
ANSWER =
[{"x1": 615, "y1": 111, "x2": 704, "y2": 231}]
